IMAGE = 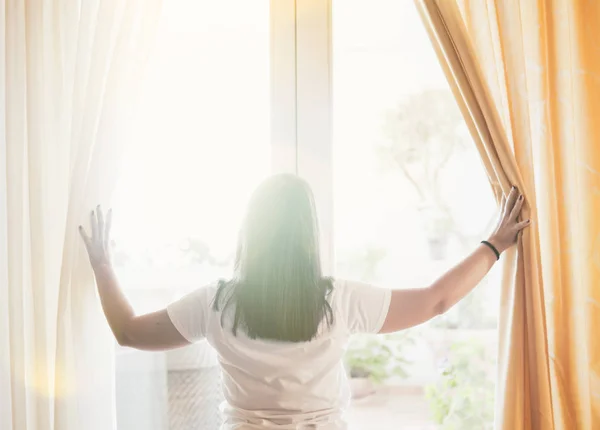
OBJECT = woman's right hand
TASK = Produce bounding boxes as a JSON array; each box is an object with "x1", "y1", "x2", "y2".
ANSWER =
[
  {"x1": 487, "y1": 186, "x2": 531, "y2": 254},
  {"x1": 79, "y1": 205, "x2": 113, "y2": 272}
]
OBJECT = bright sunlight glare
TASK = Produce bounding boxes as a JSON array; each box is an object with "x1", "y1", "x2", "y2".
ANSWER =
[{"x1": 110, "y1": 0, "x2": 270, "y2": 268}]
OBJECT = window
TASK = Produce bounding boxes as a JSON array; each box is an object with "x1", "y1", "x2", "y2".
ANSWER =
[
  {"x1": 111, "y1": 1, "x2": 502, "y2": 429},
  {"x1": 332, "y1": 1, "x2": 500, "y2": 428},
  {"x1": 111, "y1": 0, "x2": 271, "y2": 302},
  {"x1": 112, "y1": 1, "x2": 270, "y2": 429}
]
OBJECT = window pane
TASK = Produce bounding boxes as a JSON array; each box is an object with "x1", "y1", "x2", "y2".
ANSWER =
[
  {"x1": 111, "y1": 1, "x2": 270, "y2": 429},
  {"x1": 333, "y1": 1, "x2": 499, "y2": 429}
]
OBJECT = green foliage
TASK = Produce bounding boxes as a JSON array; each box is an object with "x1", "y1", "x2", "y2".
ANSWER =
[
  {"x1": 381, "y1": 89, "x2": 468, "y2": 170},
  {"x1": 344, "y1": 331, "x2": 415, "y2": 384},
  {"x1": 379, "y1": 90, "x2": 485, "y2": 260},
  {"x1": 425, "y1": 339, "x2": 495, "y2": 430}
]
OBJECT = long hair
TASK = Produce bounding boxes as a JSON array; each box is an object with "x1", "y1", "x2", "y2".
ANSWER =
[{"x1": 212, "y1": 174, "x2": 334, "y2": 342}]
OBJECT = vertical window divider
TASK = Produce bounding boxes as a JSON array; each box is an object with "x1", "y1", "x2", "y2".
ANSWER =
[
  {"x1": 295, "y1": 0, "x2": 334, "y2": 275},
  {"x1": 270, "y1": 0, "x2": 299, "y2": 175}
]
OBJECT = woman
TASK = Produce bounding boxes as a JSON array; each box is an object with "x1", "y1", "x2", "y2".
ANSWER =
[{"x1": 79, "y1": 174, "x2": 530, "y2": 429}]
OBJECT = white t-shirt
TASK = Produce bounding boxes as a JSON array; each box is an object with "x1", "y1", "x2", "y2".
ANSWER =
[{"x1": 166, "y1": 279, "x2": 391, "y2": 430}]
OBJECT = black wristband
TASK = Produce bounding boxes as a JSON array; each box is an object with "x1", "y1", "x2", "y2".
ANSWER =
[{"x1": 481, "y1": 240, "x2": 500, "y2": 260}]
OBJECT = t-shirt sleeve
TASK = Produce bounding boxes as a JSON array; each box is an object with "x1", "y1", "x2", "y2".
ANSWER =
[
  {"x1": 336, "y1": 279, "x2": 392, "y2": 334},
  {"x1": 166, "y1": 285, "x2": 215, "y2": 343}
]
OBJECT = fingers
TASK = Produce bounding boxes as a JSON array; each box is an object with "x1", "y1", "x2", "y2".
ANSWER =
[
  {"x1": 504, "y1": 186, "x2": 519, "y2": 218},
  {"x1": 104, "y1": 208, "x2": 113, "y2": 249},
  {"x1": 515, "y1": 219, "x2": 532, "y2": 231},
  {"x1": 90, "y1": 210, "x2": 98, "y2": 240},
  {"x1": 86, "y1": 205, "x2": 111, "y2": 246},
  {"x1": 509, "y1": 193, "x2": 525, "y2": 221},
  {"x1": 97, "y1": 205, "x2": 104, "y2": 242},
  {"x1": 79, "y1": 225, "x2": 92, "y2": 250}
]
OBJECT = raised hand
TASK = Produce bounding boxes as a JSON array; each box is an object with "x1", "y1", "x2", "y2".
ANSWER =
[
  {"x1": 79, "y1": 205, "x2": 113, "y2": 270},
  {"x1": 487, "y1": 186, "x2": 531, "y2": 254}
]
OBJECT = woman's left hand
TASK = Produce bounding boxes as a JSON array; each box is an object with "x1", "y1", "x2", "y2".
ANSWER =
[
  {"x1": 79, "y1": 205, "x2": 113, "y2": 271},
  {"x1": 487, "y1": 187, "x2": 530, "y2": 254}
]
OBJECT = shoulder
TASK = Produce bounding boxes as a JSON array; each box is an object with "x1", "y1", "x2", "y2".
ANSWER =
[
  {"x1": 165, "y1": 281, "x2": 222, "y2": 342},
  {"x1": 190, "y1": 281, "x2": 220, "y2": 299},
  {"x1": 329, "y1": 278, "x2": 379, "y2": 301},
  {"x1": 168, "y1": 282, "x2": 220, "y2": 312},
  {"x1": 329, "y1": 278, "x2": 392, "y2": 334},
  {"x1": 328, "y1": 278, "x2": 371, "y2": 311}
]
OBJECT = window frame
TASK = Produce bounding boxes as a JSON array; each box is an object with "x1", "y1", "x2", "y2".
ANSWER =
[
  {"x1": 273, "y1": 0, "x2": 335, "y2": 273},
  {"x1": 117, "y1": 0, "x2": 335, "y2": 293}
]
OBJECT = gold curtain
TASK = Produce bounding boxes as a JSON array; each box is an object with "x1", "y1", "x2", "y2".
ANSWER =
[{"x1": 415, "y1": 0, "x2": 600, "y2": 429}]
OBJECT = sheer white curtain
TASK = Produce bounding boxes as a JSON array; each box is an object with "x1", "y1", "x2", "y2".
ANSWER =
[{"x1": 0, "y1": 1, "x2": 162, "y2": 429}]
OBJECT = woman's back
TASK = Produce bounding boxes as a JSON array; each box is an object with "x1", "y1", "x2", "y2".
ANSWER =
[
  {"x1": 79, "y1": 175, "x2": 528, "y2": 429},
  {"x1": 167, "y1": 279, "x2": 391, "y2": 428}
]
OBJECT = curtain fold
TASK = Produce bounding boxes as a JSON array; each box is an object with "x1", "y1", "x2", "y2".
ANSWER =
[
  {"x1": 415, "y1": 0, "x2": 600, "y2": 428},
  {"x1": 1, "y1": 1, "x2": 162, "y2": 429}
]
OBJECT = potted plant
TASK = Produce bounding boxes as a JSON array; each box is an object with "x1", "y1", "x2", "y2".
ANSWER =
[{"x1": 344, "y1": 332, "x2": 414, "y2": 399}]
